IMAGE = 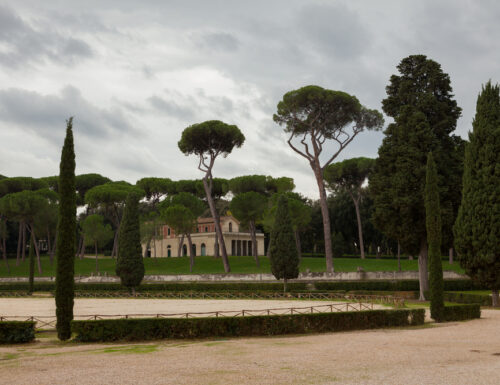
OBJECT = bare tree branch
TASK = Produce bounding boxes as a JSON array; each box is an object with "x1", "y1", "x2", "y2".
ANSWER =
[{"x1": 287, "y1": 132, "x2": 313, "y2": 162}]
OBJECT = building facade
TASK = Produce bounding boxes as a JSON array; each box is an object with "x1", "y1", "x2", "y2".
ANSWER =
[{"x1": 145, "y1": 215, "x2": 265, "y2": 257}]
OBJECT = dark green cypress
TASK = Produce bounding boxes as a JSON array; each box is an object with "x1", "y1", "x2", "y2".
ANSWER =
[
  {"x1": 116, "y1": 193, "x2": 144, "y2": 294},
  {"x1": 269, "y1": 195, "x2": 299, "y2": 292},
  {"x1": 425, "y1": 152, "x2": 444, "y2": 321},
  {"x1": 454, "y1": 81, "x2": 500, "y2": 307},
  {"x1": 28, "y1": 235, "x2": 34, "y2": 295},
  {"x1": 55, "y1": 117, "x2": 77, "y2": 340}
]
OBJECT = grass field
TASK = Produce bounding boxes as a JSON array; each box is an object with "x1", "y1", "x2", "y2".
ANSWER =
[{"x1": 0, "y1": 255, "x2": 465, "y2": 277}]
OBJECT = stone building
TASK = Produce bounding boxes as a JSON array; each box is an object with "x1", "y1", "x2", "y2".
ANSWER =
[{"x1": 145, "y1": 215, "x2": 265, "y2": 257}]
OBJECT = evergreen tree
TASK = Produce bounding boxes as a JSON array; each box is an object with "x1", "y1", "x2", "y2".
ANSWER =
[
  {"x1": 425, "y1": 153, "x2": 444, "y2": 320},
  {"x1": 55, "y1": 117, "x2": 77, "y2": 341},
  {"x1": 454, "y1": 81, "x2": 500, "y2": 307},
  {"x1": 116, "y1": 193, "x2": 144, "y2": 294},
  {"x1": 28, "y1": 234, "x2": 34, "y2": 295},
  {"x1": 371, "y1": 55, "x2": 462, "y2": 300},
  {"x1": 269, "y1": 195, "x2": 299, "y2": 292}
]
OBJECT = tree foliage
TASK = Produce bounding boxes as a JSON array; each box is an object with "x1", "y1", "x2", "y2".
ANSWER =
[
  {"x1": 82, "y1": 214, "x2": 113, "y2": 272},
  {"x1": 269, "y1": 195, "x2": 299, "y2": 291},
  {"x1": 454, "y1": 81, "x2": 500, "y2": 307},
  {"x1": 55, "y1": 117, "x2": 77, "y2": 341},
  {"x1": 116, "y1": 193, "x2": 144, "y2": 293},
  {"x1": 75, "y1": 173, "x2": 111, "y2": 207},
  {"x1": 425, "y1": 153, "x2": 444, "y2": 320}
]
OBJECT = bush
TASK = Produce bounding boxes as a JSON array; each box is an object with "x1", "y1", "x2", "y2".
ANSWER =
[
  {"x1": 443, "y1": 292, "x2": 492, "y2": 306},
  {"x1": 72, "y1": 308, "x2": 425, "y2": 342},
  {"x1": 442, "y1": 304, "x2": 481, "y2": 321},
  {"x1": 0, "y1": 321, "x2": 35, "y2": 344}
]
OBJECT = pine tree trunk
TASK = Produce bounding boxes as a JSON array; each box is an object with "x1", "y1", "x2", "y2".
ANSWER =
[
  {"x1": 15, "y1": 222, "x2": 22, "y2": 266},
  {"x1": 47, "y1": 228, "x2": 53, "y2": 265},
  {"x1": 143, "y1": 238, "x2": 151, "y2": 258},
  {"x1": 214, "y1": 232, "x2": 220, "y2": 258},
  {"x1": 111, "y1": 230, "x2": 119, "y2": 259},
  {"x1": 449, "y1": 247, "x2": 453, "y2": 264},
  {"x1": 21, "y1": 222, "x2": 26, "y2": 262},
  {"x1": 51, "y1": 230, "x2": 58, "y2": 256},
  {"x1": 203, "y1": 177, "x2": 230, "y2": 272},
  {"x1": 178, "y1": 234, "x2": 184, "y2": 257},
  {"x1": 249, "y1": 221, "x2": 260, "y2": 267},
  {"x1": 79, "y1": 235, "x2": 86, "y2": 259},
  {"x1": 2, "y1": 234, "x2": 9, "y2": 274},
  {"x1": 492, "y1": 289, "x2": 499, "y2": 307},
  {"x1": 30, "y1": 225, "x2": 43, "y2": 274},
  {"x1": 28, "y1": 235, "x2": 34, "y2": 295},
  {"x1": 397, "y1": 242, "x2": 401, "y2": 272},
  {"x1": 352, "y1": 196, "x2": 365, "y2": 259},
  {"x1": 186, "y1": 233, "x2": 195, "y2": 272},
  {"x1": 283, "y1": 277, "x2": 287, "y2": 293},
  {"x1": 294, "y1": 230, "x2": 302, "y2": 260},
  {"x1": 418, "y1": 237, "x2": 429, "y2": 301},
  {"x1": 314, "y1": 167, "x2": 334, "y2": 273}
]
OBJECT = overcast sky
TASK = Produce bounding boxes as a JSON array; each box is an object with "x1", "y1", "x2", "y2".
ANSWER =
[{"x1": 1, "y1": 0, "x2": 499, "y2": 198}]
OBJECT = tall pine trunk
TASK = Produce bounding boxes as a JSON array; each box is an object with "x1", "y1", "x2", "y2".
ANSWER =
[
  {"x1": 313, "y1": 167, "x2": 334, "y2": 273},
  {"x1": 448, "y1": 247, "x2": 453, "y2": 264},
  {"x1": 177, "y1": 234, "x2": 184, "y2": 257},
  {"x1": 16, "y1": 222, "x2": 22, "y2": 266},
  {"x1": 28, "y1": 234, "x2": 34, "y2": 295},
  {"x1": 95, "y1": 241, "x2": 99, "y2": 273},
  {"x1": 249, "y1": 220, "x2": 260, "y2": 267},
  {"x1": 294, "y1": 230, "x2": 302, "y2": 260},
  {"x1": 397, "y1": 242, "x2": 401, "y2": 272},
  {"x1": 21, "y1": 222, "x2": 26, "y2": 262},
  {"x1": 203, "y1": 177, "x2": 230, "y2": 272},
  {"x1": 2, "y1": 233, "x2": 9, "y2": 274},
  {"x1": 352, "y1": 196, "x2": 365, "y2": 259},
  {"x1": 47, "y1": 228, "x2": 53, "y2": 265},
  {"x1": 29, "y1": 225, "x2": 42, "y2": 274},
  {"x1": 492, "y1": 290, "x2": 499, "y2": 307},
  {"x1": 186, "y1": 233, "x2": 194, "y2": 272}
]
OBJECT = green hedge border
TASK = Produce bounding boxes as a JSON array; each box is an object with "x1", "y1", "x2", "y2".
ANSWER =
[
  {"x1": 443, "y1": 292, "x2": 491, "y2": 306},
  {"x1": 442, "y1": 304, "x2": 481, "y2": 322},
  {"x1": 0, "y1": 279, "x2": 484, "y2": 293},
  {"x1": 0, "y1": 321, "x2": 35, "y2": 344},
  {"x1": 71, "y1": 308, "x2": 425, "y2": 342}
]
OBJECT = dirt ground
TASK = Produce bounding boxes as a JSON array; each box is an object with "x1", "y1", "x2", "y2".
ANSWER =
[{"x1": 0, "y1": 302, "x2": 499, "y2": 385}]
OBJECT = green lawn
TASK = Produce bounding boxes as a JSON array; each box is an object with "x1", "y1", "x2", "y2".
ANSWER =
[{"x1": 0, "y1": 255, "x2": 465, "y2": 277}]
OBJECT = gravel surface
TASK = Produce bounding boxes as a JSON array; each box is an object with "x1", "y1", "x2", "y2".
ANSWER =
[{"x1": 0, "y1": 301, "x2": 498, "y2": 385}]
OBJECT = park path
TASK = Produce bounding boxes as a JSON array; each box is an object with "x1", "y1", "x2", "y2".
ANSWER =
[{"x1": 0, "y1": 307, "x2": 498, "y2": 384}]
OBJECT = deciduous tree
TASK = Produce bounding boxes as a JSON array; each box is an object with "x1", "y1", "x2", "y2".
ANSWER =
[{"x1": 82, "y1": 214, "x2": 114, "y2": 273}]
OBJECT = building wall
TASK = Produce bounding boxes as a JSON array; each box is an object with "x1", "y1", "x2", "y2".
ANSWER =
[{"x1": 147, "y1": 232, "x2": 265, "y2": 258}]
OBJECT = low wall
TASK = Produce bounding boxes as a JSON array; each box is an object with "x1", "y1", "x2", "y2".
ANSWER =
[{"x1": 0, "y1": 271, "x2": 467, "y2": 283}]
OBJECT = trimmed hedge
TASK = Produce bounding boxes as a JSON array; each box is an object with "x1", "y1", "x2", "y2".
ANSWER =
[
  {"x1": 0, "y1": 321, "x2": 35, "y2": 344},
  {"x1": 443, "y1": 292, "x2": 492, "y2": 306},
  {"x1": 72, "y1": 308, "x2": 425, "y2": 342},
  {"x1": 0, "y1": 279, "x2": 485, "y2": 293},
  {"x1": 442, "y1": 304, "x2": 481, "y2": 322}
]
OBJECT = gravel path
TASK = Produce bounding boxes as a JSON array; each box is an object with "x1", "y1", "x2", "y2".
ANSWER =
[{"x1": 0, "y1": 303, "x2": 498, "y2": 384}]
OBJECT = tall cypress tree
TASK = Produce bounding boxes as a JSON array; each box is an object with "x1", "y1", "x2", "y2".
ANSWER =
[
  {"x1": 454, "y1": 81, "x2": 500, "y2": 307},
  {"x1": 425, "y1": 152, "x2": 444, "y2": 320},
  {"x1": 116, "y1": 193, "x2": 144, "y2": 294},
  {"x1": 55, "y1": 117, "x2": 77, "y2": 341},
  {"x1": 269, "y1": 195, "x2": 299, "y2": 292}
]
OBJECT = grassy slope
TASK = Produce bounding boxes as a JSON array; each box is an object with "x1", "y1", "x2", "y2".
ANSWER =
[{"x1": 0, "y1": 255, "x2": 465, "y2": 277}]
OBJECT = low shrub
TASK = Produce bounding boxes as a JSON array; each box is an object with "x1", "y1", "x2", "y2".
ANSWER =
[
  {"x1": 443, "y1": 292, "x2": 492, "y2": 306},
  {"x1": 0, "y1": 321, "x2": 35, "y2": 344},
  {"x1": 72, "y1": 308, "x2": 425, "y2": 342},
  {"x1": 441, "y1": 304, "x2": 481, "y2": 322}
]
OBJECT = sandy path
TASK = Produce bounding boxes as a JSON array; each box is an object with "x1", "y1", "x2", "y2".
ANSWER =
[
  {"x1": 0, "y1": 298, "x2": 382, "y2": 319},
  {"x1": 0, "y1": 309, "x2": 498, "y2": 384}
]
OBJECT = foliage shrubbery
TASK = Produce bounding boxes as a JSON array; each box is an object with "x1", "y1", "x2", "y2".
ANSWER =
[
  {"x1": 442, "y1": 304, "x2": 480, "y2": 321},
  {"x1": 72, "y1": 308, "x2": 425, "y2": 342},
  {"x1": 0, "y1": 321, "x2": 35, "y2": 344}
]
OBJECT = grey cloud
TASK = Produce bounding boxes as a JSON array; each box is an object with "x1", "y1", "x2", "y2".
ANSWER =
[
  {"x1": 148, "y1": 95, "x2": 196, "y2": 121},
  {"x1": 0, "y1": 5, "x2": 93, "y2": 69},
  {"x1": 192, "y1": 31, "x2": 239, "y2": 52},
  {"x1": 0, "y1": 86, "x2": 137, "y2": 145}
]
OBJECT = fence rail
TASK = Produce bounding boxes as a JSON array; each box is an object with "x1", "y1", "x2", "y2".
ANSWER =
[{"x1": 1, "y1": 302, "x2": 375, "y2": 330}]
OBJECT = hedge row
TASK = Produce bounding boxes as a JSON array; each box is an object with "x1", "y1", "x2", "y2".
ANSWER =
[
  {"x1": 442, "y1": 304, "x2": 481, "y2": 321},
  {"x1": 0, "y1": 279, "x2": 484, "y2": 293},
  {"x1": 0, "y1": 321, "x2": 35, "y2": 344},
  {"x1": 443, "y1": 292, "x2": 492, "y2": 306},
  {"x1": 71, "y1": 308, "x2": 425, "y2": 342}
]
